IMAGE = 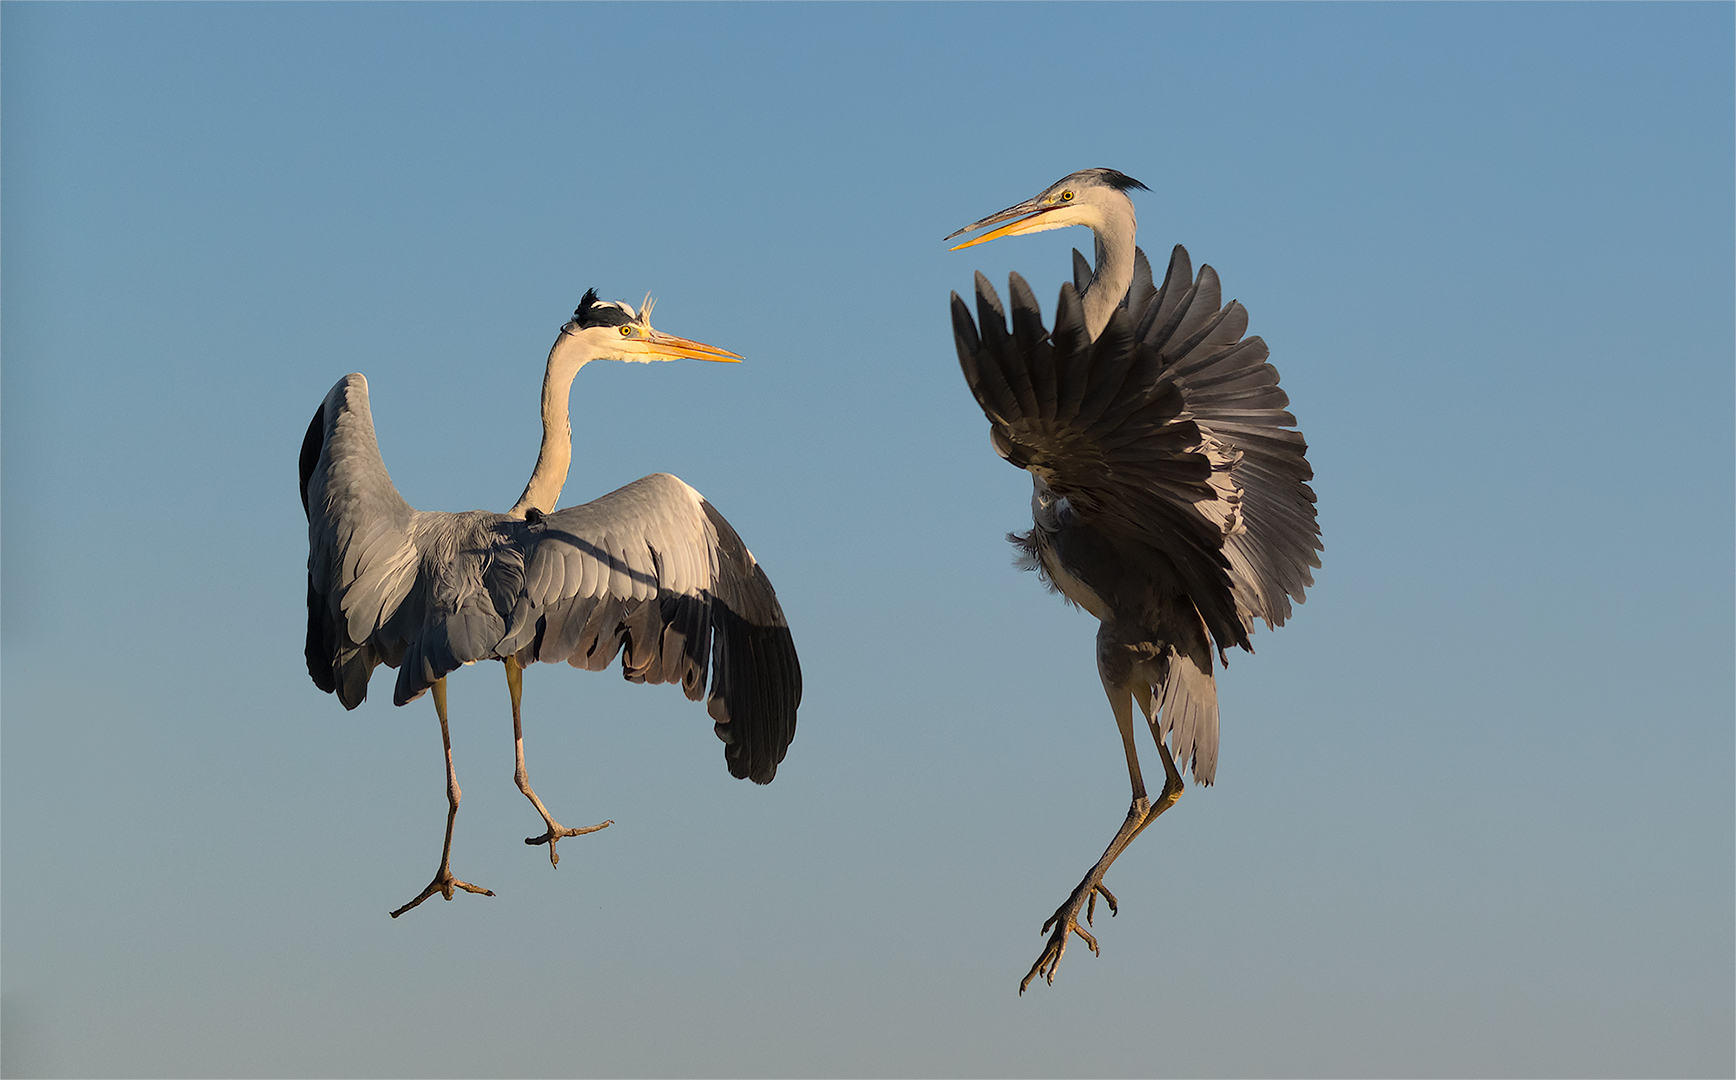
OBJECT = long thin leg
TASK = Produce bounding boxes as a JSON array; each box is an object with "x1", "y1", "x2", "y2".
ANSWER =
[
  {"x1": 390, "y1": 678, "x2": 495, "y2": 918},
  {"x1": 1127, "y1": 679, "x2": 1185, "y2": 846},
  {"x1": 1021, "y1": 675, "x2": 1182, "y2": 993},
  {"x1": 507, "y1": 657, "x2": 611, "y2": 867},
  {"x1": 1075, "y1": 682, "x2": 1191, "y2": 925}
]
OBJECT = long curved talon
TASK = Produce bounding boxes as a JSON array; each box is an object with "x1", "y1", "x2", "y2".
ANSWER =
[
  {"x1": 1085, "y1": 881, "x2": 1119, "y2": 925},
  {"x1": 525, "y1": 818, "x2": 613, "y2": 867},
  {"x1": 389, "y1": 868, "x2": 494, "y2": 919},
  {"x1": 1020, "y1": 895, "x2": 1101, "y2": 994}
]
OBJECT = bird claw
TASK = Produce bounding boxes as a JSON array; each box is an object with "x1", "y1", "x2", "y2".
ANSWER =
[
  {"x1": 1021, "y1": 891, "x2": 1102, "y2": 994},
  {"x1": 389, "y1": 867, "x2": 494, "y2": 918},
  {"x1": 1086, "y1": 882, "x2": 1118, "y2": 925},
  {"x1": 524, "y1": 818, "x2": 612, "y2": 867}
]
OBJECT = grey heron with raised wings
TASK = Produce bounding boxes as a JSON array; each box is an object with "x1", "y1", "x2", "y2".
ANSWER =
[
  {"x1": 300, "y1": 290, "x2": 800, "y2": 918},
  {"x1": 947, "y1": 169, "x2": 1320, "y2": 992}
]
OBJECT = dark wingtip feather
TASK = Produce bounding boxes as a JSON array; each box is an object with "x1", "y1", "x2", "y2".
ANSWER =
[
  {"x1": 1072, "y1": 248, "x2": 1093, "y2": 294},
  {"x1": 1051, "y1": 281, "x2": 1088, "y2": 358},
  {"x1": 299, "y1": 403, "x2": 326, "y2": 518},
  {"x1": 974, "y1": 273, "x2": 1008, "y2": 351},
  {"x1": 700, "y1": 500, "x2": 801, "y2": 786},
  {"x1": 950, "y1": 292, "x2": 980, "y2": 357},
  {"x1": 305, "y1": 580, "x2": 337, "y2": 694}
]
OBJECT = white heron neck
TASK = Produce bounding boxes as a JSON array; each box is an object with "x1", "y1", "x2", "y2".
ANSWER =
[
  {"x1": 1080, "y1": 198, "x2": 1137, "y2": 339},
  {"x1": 507, "y1": 339, "x2": 587, "y2": 519}
]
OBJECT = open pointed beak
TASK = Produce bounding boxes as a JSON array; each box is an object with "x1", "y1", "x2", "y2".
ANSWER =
[
  {"x1": 634, "y1": 331, "x2": 743, "y2": 363},
  {"x1": 944, "y1": 198, "x2": 1060, "y2": 250}
]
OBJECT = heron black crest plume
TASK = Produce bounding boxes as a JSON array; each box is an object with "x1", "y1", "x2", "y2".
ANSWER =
[
  {"x1": 574, "y1": 287, "x2": 637, "y2": 328},
  {"x1": 1093, "y1": 168, "x2": 1150, "y2": 193}
]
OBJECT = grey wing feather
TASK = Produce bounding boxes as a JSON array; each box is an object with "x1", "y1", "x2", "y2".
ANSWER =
[
  {"x1": 497, "y1": 474, "x2": 801, "y2": 784},
  {"x1": 302, "y1": 374, "x2": 424, "y2": 709},
  {"x1": 1136, "y1": 245, "x2": 1322, "y2": 630}
]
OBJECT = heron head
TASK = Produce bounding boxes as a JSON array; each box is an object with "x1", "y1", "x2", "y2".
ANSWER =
[
  {"x1": 556, "y1": 288, "x2": 742, "y2": 366},
  {"x1": 944, "y1": 168, "x2": 1149, "y2": 250}
]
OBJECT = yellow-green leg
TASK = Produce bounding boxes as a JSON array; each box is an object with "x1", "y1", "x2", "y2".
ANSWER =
[
  {"x1": 1020, "y1": 676, "x2": 1185, "y2": 993},
  {"x1": 507, "y1": 657, "x2": 611, "y2": 867},
  {"x1": 390, "y1": 678, "x2": 495, "y2": 918}
]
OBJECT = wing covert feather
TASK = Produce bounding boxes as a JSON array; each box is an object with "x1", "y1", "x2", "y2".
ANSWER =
[{"x1": 505, "y1": 474, "x2": 801, "y2": 783}]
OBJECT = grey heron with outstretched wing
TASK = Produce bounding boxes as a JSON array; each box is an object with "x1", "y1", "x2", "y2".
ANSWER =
[
  {"x1": 301, "y1": 290, "x2": 801, "y2": 918},
  {"x1": 947, "y1": 170, "x2": 1320, "y2": 992}
]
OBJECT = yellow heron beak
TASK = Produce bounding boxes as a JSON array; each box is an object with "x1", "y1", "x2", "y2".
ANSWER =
[
  {"x1": 944, "y1": 198, "x2": 1063, "y2": 251},
  {"x1": 627, "y1": 330, "x2": 743, "y2": 363}
]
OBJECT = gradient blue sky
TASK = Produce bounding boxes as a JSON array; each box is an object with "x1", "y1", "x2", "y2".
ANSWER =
[{"x1": 4, "y1": 4, "x2": 1732, "y2": 1077}]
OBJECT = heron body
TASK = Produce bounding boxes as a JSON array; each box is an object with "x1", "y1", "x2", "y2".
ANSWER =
[
  {"x1": 301, "y1": 290, "x2": 800, "y2": 916},
  {"x1": 948, "y1": 170, "x2": 1320, "y2": 991}
]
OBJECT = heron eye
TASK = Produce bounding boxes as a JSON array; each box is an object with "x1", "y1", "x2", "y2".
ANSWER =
[
  {"x1": 619, "y1": 325, "x2": 633, "y2": 337},
  {"x1": 1060, "y1": 190, "x2": 1074, "y2": 202}
]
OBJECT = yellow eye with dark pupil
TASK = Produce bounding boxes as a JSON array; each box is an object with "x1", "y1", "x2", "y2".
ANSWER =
[
  {"x1": 619, "y1": 325, "x2": 633, "y2": 336},
  {"x1": 1060, "y1": 191, "x2": 1074, "y2": 201}
]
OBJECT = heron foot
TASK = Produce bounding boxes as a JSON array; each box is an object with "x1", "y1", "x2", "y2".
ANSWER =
[
  {"x1": 525, "y1": 818, "x2": 613, "y2": 867},
  {"x1": 389, "y1": 866, "x2": 494, "y2": 919},
  {"x1": 1020, "y1": 882, "x2": 1108, "y2": 994}
]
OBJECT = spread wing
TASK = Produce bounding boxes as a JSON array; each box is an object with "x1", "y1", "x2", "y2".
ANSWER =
[
  {"x1": 494, "y1": 474, "x2": 801, "y2": 784},
  {"x1": 1132, "y1": 245, "x2": 1321, "y2": 630},
  {"x1": 301, "y1": 374, "x2": 422, "y2": 708},
  {"x1": 951, "y1": 271, "x2": 1249, "y2": 654},
  {"x1": 302, "y1": 374, "x2": 519, "y2": 710}
]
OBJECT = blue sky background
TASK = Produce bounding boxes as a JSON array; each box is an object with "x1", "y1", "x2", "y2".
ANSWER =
[{"x1": 3, "y1": 4, "x2": 1731, "y2": 1077}]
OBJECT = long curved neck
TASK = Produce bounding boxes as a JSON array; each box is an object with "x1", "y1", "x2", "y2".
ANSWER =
[
  {"x1": 507, "y1": 337, "x2": 587, "y2": 519},
  {"x1": 1080, "y1": 197, "x2": 1138, "y2": 339}
]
